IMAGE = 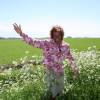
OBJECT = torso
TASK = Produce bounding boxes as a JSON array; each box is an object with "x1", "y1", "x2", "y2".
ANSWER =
[{"x1": 42, "y1": 39, "x2": 69, "y2": 73}]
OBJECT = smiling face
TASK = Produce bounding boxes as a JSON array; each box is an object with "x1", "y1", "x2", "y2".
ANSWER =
[{"x1": 50, "y1": 25, "x2": 64, "y2": 45}]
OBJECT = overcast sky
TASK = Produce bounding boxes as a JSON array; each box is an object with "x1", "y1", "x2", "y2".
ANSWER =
[{"x1": 0, "y1": 0, "x2": 100, "y2": 38}]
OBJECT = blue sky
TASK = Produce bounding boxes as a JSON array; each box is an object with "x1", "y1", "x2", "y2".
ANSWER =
[{"x1": 0, "y1": 0, "x2": 100, "y2": 38}]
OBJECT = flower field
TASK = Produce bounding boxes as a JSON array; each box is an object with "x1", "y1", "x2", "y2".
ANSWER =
[{"x1": 0, "y1": 46, "x2": 100, "y2": 100}]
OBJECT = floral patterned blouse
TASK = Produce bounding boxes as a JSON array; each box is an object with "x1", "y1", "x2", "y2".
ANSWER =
[{"x1": 21, "y1": 33, "x2": 75, "y2": 75}]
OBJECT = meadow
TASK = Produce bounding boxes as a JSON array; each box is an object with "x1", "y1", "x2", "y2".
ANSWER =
[
  {"x1": 0, "y1": 38, "x2": 100, "y2": 100},
  {"x1": 0, "y1": 38, "x2": 100, "y2": 64}
]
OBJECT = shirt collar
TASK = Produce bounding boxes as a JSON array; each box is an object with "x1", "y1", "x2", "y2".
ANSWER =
[{"x1": 50, "y1": 39, "x2": 62, "y2": 46}]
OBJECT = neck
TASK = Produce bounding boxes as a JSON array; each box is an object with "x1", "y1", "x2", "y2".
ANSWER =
[
  {"x1": 51, "y1": 39, "x2": 62, "y2": 45},
  {"x1": 55, "y1": 41, "x2": 62, "y2": 45}
]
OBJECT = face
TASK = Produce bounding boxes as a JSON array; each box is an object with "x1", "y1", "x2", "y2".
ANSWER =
[{"x1": 53, "y1": 32, "x2": 62, "y2": 44}]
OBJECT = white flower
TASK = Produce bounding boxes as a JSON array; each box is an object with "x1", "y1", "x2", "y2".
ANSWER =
[
  {"x1": 12, "y1": 61, "x2": 18, "y2": 66},
  {"x1": 25, "y1": 51, "x2": 29, "y2": 54}
]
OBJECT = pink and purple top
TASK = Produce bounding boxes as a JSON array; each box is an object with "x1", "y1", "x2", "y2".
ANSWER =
[{"x1": 21, "y1": 33, "x2": 75, "y2": 75}]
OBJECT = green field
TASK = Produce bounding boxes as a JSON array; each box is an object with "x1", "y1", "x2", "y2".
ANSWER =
[
  {"x1": 0, "y1": 38, "x2": 100, "y2": 100},
  {"x1": 0, "y1": 38, "x2": 100, "y2": 64}
]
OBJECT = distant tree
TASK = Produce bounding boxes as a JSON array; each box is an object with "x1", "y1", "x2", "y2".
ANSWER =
[
  {"x1": 66, "y1": 36, "x2": 72, "y2": 38},
  {"x1": 7, "y1": 37, "x2": 20, "y2": 39},
  {"x1": 0, "y1": 37, "x2": 5, "y2": 39}
]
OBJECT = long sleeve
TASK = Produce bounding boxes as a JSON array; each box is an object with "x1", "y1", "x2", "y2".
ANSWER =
[
  {"x1": 65, "y1": 44, "x2": 78, "y2": 74},
  {"x1": 20, "y1": 33, "x2": 48, "y2": 49}
]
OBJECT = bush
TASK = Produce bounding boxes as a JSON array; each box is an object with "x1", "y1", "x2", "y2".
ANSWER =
[{"x1": 0, "y1": 47, "x2": 100, "y2": 100}]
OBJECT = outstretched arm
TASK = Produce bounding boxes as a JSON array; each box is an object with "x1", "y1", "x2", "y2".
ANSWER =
[
  {"x1": 13, "y1": 23, "x2": 47, "y2": 49},
  {"x1": 66, "y1": 45, "x2": 79, "y2": 79}
]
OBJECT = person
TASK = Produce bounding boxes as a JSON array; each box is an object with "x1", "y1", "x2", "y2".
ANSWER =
[{"x1": 13, "y1": 23, "x2": 79, "y2": 100}]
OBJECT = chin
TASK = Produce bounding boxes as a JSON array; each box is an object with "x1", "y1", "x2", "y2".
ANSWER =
[{"x1": 56, "y1": 41, "x2": 62, "y2": 44}]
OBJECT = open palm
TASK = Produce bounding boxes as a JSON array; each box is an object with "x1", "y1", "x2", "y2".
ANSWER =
[{"x1": 13, "y1": 23, "x2": 23, "y2": 35}]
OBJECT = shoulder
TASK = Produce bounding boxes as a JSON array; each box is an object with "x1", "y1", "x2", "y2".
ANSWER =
[
  {"x1": 62, "y1": 41, "x2": 70, "y2": 48},
  {"x1": 34, "y1": 38, "x2": 50, "y2": 43}
]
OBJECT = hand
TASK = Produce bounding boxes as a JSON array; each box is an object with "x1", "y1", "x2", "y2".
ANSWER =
[{"x1": 13, "y1": 23, "x2": 23, "y2": 35}]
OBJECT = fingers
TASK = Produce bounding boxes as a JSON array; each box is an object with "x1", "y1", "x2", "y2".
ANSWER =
[
  {"x1": 13, "y1": 23, "x2": 19, "y2": 32},
  {"x1": 19, "y1": 24, "x2": 22, "y2": 34},
  {"x1": 13, "y1": 23, "x2": 20, "y2": 31},
  {"x1": 13, "y1": 23, "x2": 18, "y2": 29},
  {"x1": 13, "y1": 23, "x2": 20, "y2": 29},
  {"x1": 13, "y1": 23, "x2": 18, "y2": 27},
  {"x1": 13, "y1": 23, "x2": 17, "y2": 28},
  {"x1": 13, "y1": 24, "x2": 17, "y2": 30}
]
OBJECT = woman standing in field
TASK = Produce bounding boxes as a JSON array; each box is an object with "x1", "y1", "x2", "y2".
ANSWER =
[{"x1": 13, "y1": 23, "x2": 79, "y2": 100}]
